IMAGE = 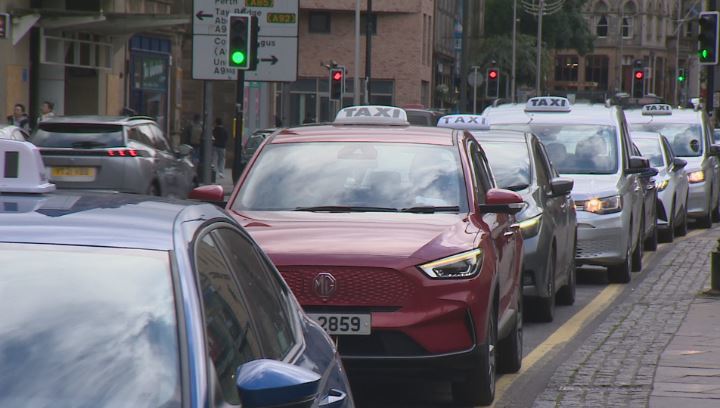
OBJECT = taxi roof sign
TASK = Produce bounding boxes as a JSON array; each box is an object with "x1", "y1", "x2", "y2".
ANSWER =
[
  {"x1": 334, "y1": 105, "x2": 409, "y2": 126},
  {"x1": 0, "y1": 139, "x2": 56, "y2": 194},
  {"x1": 641, "y1": 104, "x2": 673, "y2": 115},
  {"x1": 525, "y1": 97, "x2": 572, "y2": 113},
  {"x1": 436, "y1": 115, "x2": 490, "y2": 130}
]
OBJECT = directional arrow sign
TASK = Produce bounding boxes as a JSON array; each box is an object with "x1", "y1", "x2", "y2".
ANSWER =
[
  {"x1": 195, "y1": 10, "x2": 213, "y2": 21},
  {"x1": 260, "y1": 55, "x2": 278, "y2": 65},
  {"x1": 245, "y1": 37, "x2": 297, "y2": 82}
]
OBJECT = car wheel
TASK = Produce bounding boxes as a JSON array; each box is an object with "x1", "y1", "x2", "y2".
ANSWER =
[
  {"x1": 631, "y1": 218, "x2": 643, "y2": 272},
  {"x1": 659, "y1": 199, "x2": 675, "y2": 243},
  {"x1": 608, "y1": 246, "x2": 631, "y2": 283},
  {"x1": 675, "y1": 202, "x2": 688, "y2": 237},
  {"x1": 535, "y1": 249, "x2": 556, "y2": 322},
  {"x1": 556, "y1": 239, "x2": 576, "y2": 306},
  {"x1": 498, "y1": 284, "x2": 523, "y2": 374},
  {"x1": 452, "y1": 302, "x2": 496, "y2": 406},
  {"x1": 644, "y1": 219, "x2": 658, "y2": 251}
]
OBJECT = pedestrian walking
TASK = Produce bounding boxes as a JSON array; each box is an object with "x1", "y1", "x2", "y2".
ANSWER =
[
  {"x1": 7, "y1": 103, "x2": 30, "y2": 131},
  {"x1": 188, "y1": 114, "x2": 203, "y2": 165},
  {"x1": 212, "y1": 117, "x2": 229, "y2": 178},
  {"x1": 37, "y1": 101, "x2": 55, "y2": 125}
]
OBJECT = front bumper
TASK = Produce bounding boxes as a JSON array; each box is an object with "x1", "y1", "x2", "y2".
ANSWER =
[{"x1": 574, "y1": 210, "x2": 629, "y2": 266}]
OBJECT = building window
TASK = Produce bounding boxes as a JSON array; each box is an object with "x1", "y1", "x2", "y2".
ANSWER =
[
  {"x1": 622, "y1": 16, "x2": 632, "y2": 38},
  {"x1": 360, "y1": 13, "x2": 377, "y2": 36},
  {"x1": 309, "y1": 12, "x2": 330, "y2": 33},
  {"x1": 554, "y1": 55, "x2": 579, "y2": 82},
  {"x1": 585, "y1": 55, "x2": 609, "y2": 90},
  {"x1": 596, "y1": 15, "x2": 608, "y2": 37}
]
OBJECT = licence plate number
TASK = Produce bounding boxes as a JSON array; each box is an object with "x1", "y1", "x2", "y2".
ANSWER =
[
  {"x1": 307, "y1": 313, "x2": 371, "y2": 335},
  {"x1": 50, "y1": 167, "x2": 96, "y2": 181}
]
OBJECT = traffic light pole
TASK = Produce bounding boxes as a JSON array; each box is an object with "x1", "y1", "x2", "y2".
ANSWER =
[{"x1": 232, "y1": 70, "x2": 245, "y2": 184}]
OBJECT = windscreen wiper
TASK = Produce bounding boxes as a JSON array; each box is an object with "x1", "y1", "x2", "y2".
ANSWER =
[
  {"x1": 401, "y1": 206, "x2": 460, "y2": 213},
  {"x1": 294, "y1": 205, "x2": 399, "y2": 213}
]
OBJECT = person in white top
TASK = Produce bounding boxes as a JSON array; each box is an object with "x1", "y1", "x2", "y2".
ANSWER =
[{"x1": 38, "y1": 101, "x2": 55, "y2": 124}]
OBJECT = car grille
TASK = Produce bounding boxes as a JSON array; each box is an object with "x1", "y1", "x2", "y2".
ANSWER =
[
  {"x1": 279, "y1": 266, "x2": 415, "y2": 307},
  {"x1": 576, "y1": 238, "x2": 618, "y2": 258}
]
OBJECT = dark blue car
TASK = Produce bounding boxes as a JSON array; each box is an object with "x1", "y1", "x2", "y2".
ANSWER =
[{"x1": 0, "y1": 139, "x2": 353, "y2": 408}]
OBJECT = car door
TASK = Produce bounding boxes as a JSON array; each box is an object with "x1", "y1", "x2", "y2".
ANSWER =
[
  {"x1": 535, "y1": 139, "x2": 571, "y2": 277},
  {"x1": 150, "y1": 124, "x2": 193, "y2": 197},
  {"x1": 702, "y1": 114, "x2": 720, "y2": 206},
  {"x1": 468, "y1": 138, "x2": 517, "y2": 311},
  {"x1": 632, "y1": 143, "x2": 656, "y2": 238},
  {"x1": 663, "y1": 136, "x2": 689, "y2": 222},
  {"x1": 619, "y1": 116, "x2": 644, "y2": 247}
]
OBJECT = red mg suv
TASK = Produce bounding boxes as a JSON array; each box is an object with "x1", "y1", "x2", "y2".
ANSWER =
[{"x1": 225, "y1": 106, "x2": 524, "y2": 406}]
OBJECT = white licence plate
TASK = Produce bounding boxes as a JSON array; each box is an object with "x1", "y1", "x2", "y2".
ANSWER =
[
  {"x1": 307, "y1": 313, "x2": 371, "y2": 335},
  {"x1": 49, "y1": 166, "x2": 97, "y2": 182}
]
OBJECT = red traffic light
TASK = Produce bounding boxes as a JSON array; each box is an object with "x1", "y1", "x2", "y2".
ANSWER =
[
  {"x1": 634, "y1": 70, "x2": 644, "y2": 80},
  {"x1": 332, "y1": 71, "x2": 343, "y2": 81},
  {"x1": 488, "y1": 69, "x2": 498, "y2": 79}
]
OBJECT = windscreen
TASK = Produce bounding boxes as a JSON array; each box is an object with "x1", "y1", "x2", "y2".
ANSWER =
[
  {"x1": 629, "y1": 123, "x2": 703, "y2": 157},
  {"x1": 480, "y1": 141, "x2": 532, "y2": 190},
  {"x1": 32, "y1": 123, "x2": 125, "y2": 148},
  {"x1": 633, "y1": 138, "x2": 665, "y2": 167},
  {"x1": 234, "y1": 142, "x2": 468, "y2": 212},
  {"x1": 0, "y1": 244, "x2": 180, "y2": 408},
  {"x1": 493, "y1": 124, "x2": 619, "y2": 174}
]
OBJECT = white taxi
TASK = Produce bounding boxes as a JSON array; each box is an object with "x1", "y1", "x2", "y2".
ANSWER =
[
  {"x1": 483, "y1": 97, "x2": 650, "y2": 283},
  {"x1": 625, "y1": 104, "x2": 720, "y2": 228}
]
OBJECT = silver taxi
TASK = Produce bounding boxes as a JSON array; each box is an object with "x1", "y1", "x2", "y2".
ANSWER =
[
  {"x1": 630, "y1": 131, "x2": 689, "y2": 242},
  {"x1": 625, "y1": 105, "x2": 720, "y2": 228},
  {"x1": 483, "y1": 97, "x2": 649, "y2": 283}
]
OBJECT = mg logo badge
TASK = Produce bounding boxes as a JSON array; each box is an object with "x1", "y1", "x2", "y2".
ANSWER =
[{"x1": 313, "y1": 273, "x2": 337, "y2": 300}]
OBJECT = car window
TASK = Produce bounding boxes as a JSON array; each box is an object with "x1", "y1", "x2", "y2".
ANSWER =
[
  {"x1": 714, "y1": 129, "x2": 720, "y2": 144},
  {"x1": 0, "y1": 243, "x2": 180, "y2": 408},
  {"x1": 215, "y1": 228, "x2": 296, "y2": 359},
  {"x1": 493, "y1": 124, "x2": 619, "y2": 175},
  {"x1": 245, "y1": 134, "x2": 267, "y2": 150},
  {"x1": 32, "y1": 123, "x2": 125, "y2": 148},
  {"x1": 195, "y1": 233, "x2": 263, "y2": 405},
  {"x1": 137, "y1": 125, "x2": 156, "y2": 148},
  {"x1": 234, "y1": 142, "x2": 469, "y2": 211},
  {"x1": 629, "y1": 123, "x2": 703, "y2": 157},
  {"x1": 467, "y1": 140, "x2": 493, "y2": 203},
  {"x1": 479, "y1": 140, "x2": 532, "y2": 190},
  {"x1": 147, "y1": 124, "x2": 171, "y2": 152},
  {"x1": 533, "y1": 141, "x2": 554, "y2": 185},
  {"x1": 633, "y1": 138, "x2": 665, "y2": 167},
  {"x1": 406, "y1": 111, "x2": 434, "y2": 126},
  {"x1": 128, "y1": 126, "x2": 153, "y2": 147}
]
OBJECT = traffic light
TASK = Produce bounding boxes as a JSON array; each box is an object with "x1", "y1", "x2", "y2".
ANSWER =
[
  {"x1": 486, "y1": 68, "x2": 500, "y2": 98},
  {"x1": 632, "y1": 68, "x2": 644, "y2": 98},
  {"x1": 228, "y1": 14, "x2": 259, "y2": 70},
  {"x1": 698, "y1": 11, "x2": 719, "y2": 65},
  {"x1": 677, "y1": 68, "x2": 686, "y2": 82},
  {"x1": 329, "y1": 67, "x2": 345, "y2": 101}
]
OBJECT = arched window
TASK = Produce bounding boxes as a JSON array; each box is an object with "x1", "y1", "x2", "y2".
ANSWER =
[
  {"x1": 622, "y1": 1, "x2": 637, "y2": 39},
  {"x1": 597, "y1": 15, "x2": 609, "y2": 37}
]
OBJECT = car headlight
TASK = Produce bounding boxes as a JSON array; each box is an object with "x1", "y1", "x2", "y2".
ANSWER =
[
  {"x1": 515, "y1": 214, "x2": 542, "y2": 238},
  {"x1": 582, "y1": 195, "x2": 622, "y2": 214},
  {"x1": 655, "y1": 179, "x2": 669, "y2": 191},
  {"x1": 688, "y1": 170, "x2": 705, "y2": 184},
  {"x1": 418, "y1": 249, "x2": 483, "y2": 279}
]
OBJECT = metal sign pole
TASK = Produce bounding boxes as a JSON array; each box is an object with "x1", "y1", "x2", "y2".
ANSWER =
[{"x1": 232, "y1": 70, "x2": 245, "y2": 184}]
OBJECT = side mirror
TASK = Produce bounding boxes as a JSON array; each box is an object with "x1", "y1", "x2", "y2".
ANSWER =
[
  {"x1": 176, "y1": 144, "x2": 193, "y2": 157},
  {"x1": 625, "y1": 156, "x2": 650, "y2": 174},
  {"x1": 641, "y1": 167, "x2": 659, "y2": 177},
  {"x1": 235, "y1": 359, "x2": 321, "y2": 408},
  {"x1": 672, "y1": 157, "x2": 688, "y2": 170},
  {"x1": 188, "y1": 185, "x2": 225, "y2": 204},
  {"x1": 550, "y1": 177, "x2": 574, "y2": 197},
  {"x1": 709, "y1": 144, "x2": 720, "y2": 157},
  {"x1": 478, "y1": 188, "x2": 524, "y2": 214}
]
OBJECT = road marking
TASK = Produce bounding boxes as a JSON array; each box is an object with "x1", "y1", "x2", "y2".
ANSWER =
[{"x1": 493, "y1": 284, "x2": 624, "y2": 403}]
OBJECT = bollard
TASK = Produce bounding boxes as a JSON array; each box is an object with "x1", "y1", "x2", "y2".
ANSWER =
[{"x1": 712, "y1": 245, "x2": 720, "y2": 291}]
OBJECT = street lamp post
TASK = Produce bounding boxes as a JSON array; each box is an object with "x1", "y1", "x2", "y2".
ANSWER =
[
  {"x1": 521, "y1": 0, "x2": 564, "y2": 96},
  {"x1": 511, "y1": 0, "x2": 517, "y2": 102},
  {"x1": 472, "y1": 66, "x2": 480, "y2": 113}
]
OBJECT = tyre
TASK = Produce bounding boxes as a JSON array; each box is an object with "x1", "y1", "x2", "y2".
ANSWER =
[
  {"x1": 498, "y1": 284, "x2": 522, "y2": 374},
  {"x1": 452, "y1": 302, "x2": 496, "y2": 406},
  {"x1": 535, "y1": 250, "x2": 556, "y2": 322},
  {"x1": 607, "y1": 247, "x2": 631, "y2": 283},
  {"x1": 644, "y1": 222, "x2": 658, "y2": 251},
  {"x1": 556, "y1": 239, "x2": 576, "y2": 305},
  {"x1": 631, "y1": 219, "x2": 643, "y2": 272}
]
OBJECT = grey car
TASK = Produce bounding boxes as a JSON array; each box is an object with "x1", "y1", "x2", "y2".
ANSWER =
[
  {"x1": 31, "y1": 116, "x2": 196, "y2": 198},
  {"x1": 242, "y1": 128, "x2": 278, "y2": 166},
  {"x1": 0, "y1": 125, "x2": 29, "y2": 141}
]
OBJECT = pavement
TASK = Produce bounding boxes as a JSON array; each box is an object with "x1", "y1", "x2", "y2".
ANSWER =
[{"x1": 531, "y1": 227, "x2": 720, "y2": 407}]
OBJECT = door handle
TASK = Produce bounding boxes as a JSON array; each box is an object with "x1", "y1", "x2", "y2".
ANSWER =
[
  {"x1": 319, "y1": 389, "x2": 348, "y2": 408},
  {"x1": 503, "y1": 231, "x2": 515, "y2": 237}
]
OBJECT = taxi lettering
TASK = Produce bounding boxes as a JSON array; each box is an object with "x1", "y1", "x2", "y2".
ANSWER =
[
  {"x1": 342, "y1": 107, "x2": 402, "y2": 118},
  {"x1": 529, "y1": 98, "x2": 567, "y2": 107}
]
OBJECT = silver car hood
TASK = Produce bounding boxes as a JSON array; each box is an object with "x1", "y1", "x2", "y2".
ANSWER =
[{"x1": 568, "y1": 174, "x2": 620, "y2": 200}]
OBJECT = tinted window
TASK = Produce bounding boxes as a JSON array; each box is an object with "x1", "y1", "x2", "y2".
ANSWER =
[
  {"x1": 195, "y1": 233, "x2": 262, "y2": 405},
  {"x1": 128, "y1": 126, "x2": 152, "y2": 146},
  {"x1": 634, "y1": 138, "x2": 665, "y2": 167},
  {"x1": 32, "y1": 123, "x2": 124, "y2": 148},
  {"x1": 493, "y1": 124, "x2": 619, "y2": 174},
  {"x1": 406, "y1": 111, "x2": 435, "y2": 126},
  {"x1": 234, "y1": 142, "x2": 468, "y2": 211},
  {"x1": 630, "y1": 123, "x2": 703, "y2": 157},
  {"x1": 468, "y1": 141, "x2": 492, "y2": 203},
  {"x1": 479, "y1": 141, "x2": 531, "y2": 190},
  {"x1": 245, "y1": 134, "x2": 268, "y2": 150},
  {"x1": 215, "y1": 229, "x2": 295, "y2": 359},
  {"x1": 0, "y1": 244, "x2": 180, "y2": 407},
  {"x1": 148, "y1": 124, "x2": 171, "y2": 151}
]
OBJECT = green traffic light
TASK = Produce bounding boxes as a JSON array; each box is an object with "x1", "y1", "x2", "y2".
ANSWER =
[
  {"x1": 678, "y1": 75, "x2": 685, "y2": 82},
  {"x1": 231, "y1": 50, "x2": 246, "y2": 65},
  {"x1": 701, "y1": 49, "x2": 709, "y2": 60}
]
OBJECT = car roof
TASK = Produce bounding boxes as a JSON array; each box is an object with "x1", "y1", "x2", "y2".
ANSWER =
[
  {"x1": 267, "y1": 124, "x2": 458, "y2": 146},
  {"x1": 0, "y1": 191, "x2": 226, "y2": 251},
  {"x1": 623, "y1": 107, "x2": 703, "y2": 125},
  {"x1": 484, "y1": 102, "x2": 620, "y2": 126},
  {"x1": 630, "y1": 131, "x2": 663, "y2": 140},
  {"x1": 471, "y1": 129, "x2": 529, "y2": 144},
  {"x1": 40, "y1": 116, "x2": 157, "y2": 126}
]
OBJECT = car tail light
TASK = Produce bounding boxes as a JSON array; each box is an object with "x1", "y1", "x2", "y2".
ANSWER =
[{"x1": 107, "y1": 149, "x2": 147, "y2": 157}]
